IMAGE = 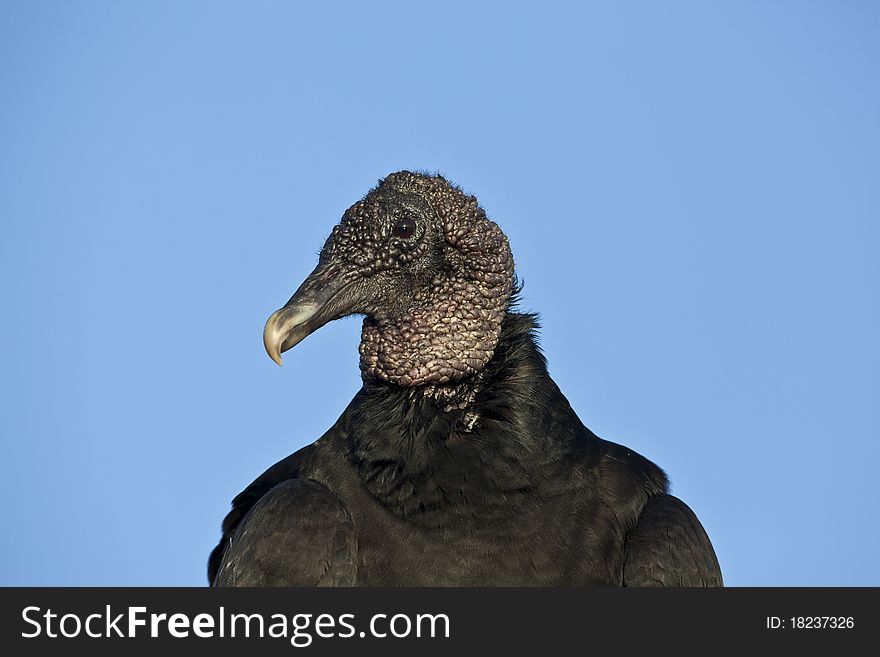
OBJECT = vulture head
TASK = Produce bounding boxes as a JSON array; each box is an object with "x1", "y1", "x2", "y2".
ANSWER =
[{"x1": 263, "y1": 171, "x2": 516, "y2": 387}]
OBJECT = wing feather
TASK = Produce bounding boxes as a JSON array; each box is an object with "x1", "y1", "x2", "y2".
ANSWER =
[
  {"x1": 623, "y1": 494, "x2": 722, "y2": 587},
  {"x1": 212, "y1": 478, "x2": 356, "y2": 586}
]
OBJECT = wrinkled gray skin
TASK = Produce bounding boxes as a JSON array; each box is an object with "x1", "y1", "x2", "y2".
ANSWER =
[{"x1": 264, "y1": 171, "x2": 514, "y2": 390}]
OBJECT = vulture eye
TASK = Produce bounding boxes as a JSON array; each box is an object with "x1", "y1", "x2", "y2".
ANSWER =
[{"x1": 392, "y1": 217, "x2": 417, "y2": 239}]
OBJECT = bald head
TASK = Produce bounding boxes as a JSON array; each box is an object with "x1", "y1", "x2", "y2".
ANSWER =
[{"x1": 264, "y1": 171, "x2": 516, "y2": 387}]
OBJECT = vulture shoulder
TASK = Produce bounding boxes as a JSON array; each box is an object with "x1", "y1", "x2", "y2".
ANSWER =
[
  {"x1": 212, "y1": 477, "x2": 355, "y2": 586},
  {"x1": 622, "y1": 493, "x2": 723, "y2": 586},
  {"x1": 208, "y1": 442, "x2": 356, "y2": 586}
]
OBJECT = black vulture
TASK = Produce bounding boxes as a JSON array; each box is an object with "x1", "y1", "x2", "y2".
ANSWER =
[{"x1": 209, "y1": 171, "x2": 722, "y2": 586}]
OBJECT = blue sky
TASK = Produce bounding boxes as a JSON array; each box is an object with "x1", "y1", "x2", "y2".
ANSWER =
[{"x1": 1, "y1": 1, "x2": 877, "y2": 586}]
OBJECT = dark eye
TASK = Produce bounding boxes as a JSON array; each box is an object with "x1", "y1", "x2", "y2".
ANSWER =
[{"x1": 392, "y1": 217, "x2": 417, "y2": 239}]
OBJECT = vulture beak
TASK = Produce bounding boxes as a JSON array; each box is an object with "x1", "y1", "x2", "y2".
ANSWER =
[{"x1": 263, "y1": 262, "x2": 358, "y2": 366}]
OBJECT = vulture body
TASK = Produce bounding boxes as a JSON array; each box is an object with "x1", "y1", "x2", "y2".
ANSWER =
[{"x1": 209, "y1": 171, "x2": 722, "y2": 586}]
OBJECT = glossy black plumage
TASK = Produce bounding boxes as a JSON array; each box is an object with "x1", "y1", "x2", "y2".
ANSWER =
[{"x1": 210, "y1": 314, "x2": 722, "y2": 586}]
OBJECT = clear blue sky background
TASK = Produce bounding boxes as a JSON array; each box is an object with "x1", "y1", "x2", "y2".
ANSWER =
[{"x1": 1, "y1": 1, "x2": 878, "y2": 586}]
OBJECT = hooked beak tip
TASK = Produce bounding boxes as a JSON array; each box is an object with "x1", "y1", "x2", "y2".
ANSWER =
[
  {"x1": 263, "y1": 302, "x2": 322, "y2": 367},
  {"x1": 262, "y1": 260, "x2": 352, "y2": 368},
  {"x1": 263, "y1": 309, "x2": 287, "y2": 367}
]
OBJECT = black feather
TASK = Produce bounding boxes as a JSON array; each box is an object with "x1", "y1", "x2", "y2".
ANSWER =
[{"x1": 210, "y1": 313, "x2": 722, "y2": 586}]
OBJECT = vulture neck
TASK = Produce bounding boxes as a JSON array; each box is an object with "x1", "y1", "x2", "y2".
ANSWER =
[{"x1": 345, "y1": 312, "x2": 596, "y2": 517}]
